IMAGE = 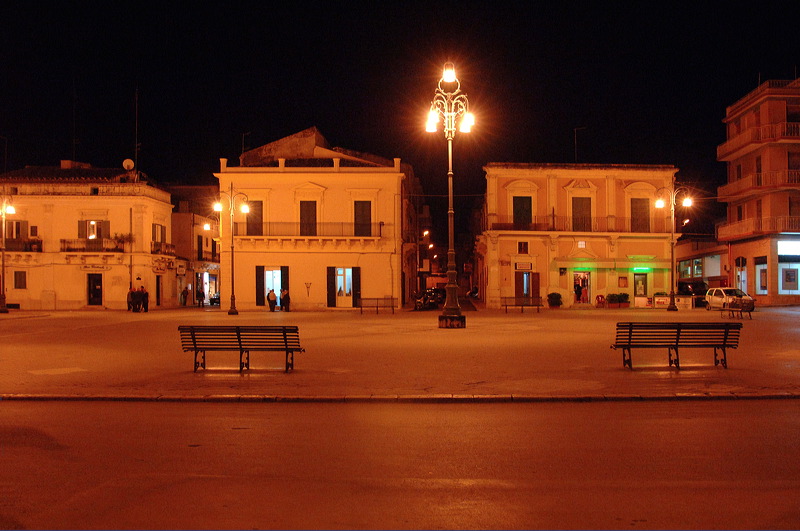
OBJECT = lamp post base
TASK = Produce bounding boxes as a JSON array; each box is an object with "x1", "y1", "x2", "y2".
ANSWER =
[
  {"x1": 667, "y1": 291, "x2": 678, "y2": 311},
  {"x1": 438, "y1": 314, "x2": 466, "y2": 328}
]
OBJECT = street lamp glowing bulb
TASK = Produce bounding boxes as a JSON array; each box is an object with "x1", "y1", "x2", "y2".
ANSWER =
[
  {"x1": 459, "y1": 112, "x2": 475, "y2": 133},
  {"x1": 682, "y1": 197, "x2": 693, "y2": 207},
  {"x1": 240, "y1": 204, "x2": 249, "y2": 214},
  {"x1": 655, "y1": 198, "x2": 666, "y2": 209},
  {"x1": 213, "y1": 202, "x2": 222, "y2": 212},
  {"x1": 426, "y1": 110, "x2": 438, "y2": 132},
  {"x1": 203, "y1": 223, "x2": 211, "y2": 231},
  {"x1": 442, "y1": 63, "x2": 456, "y2": 83},
  {"x1": 3, "y1": 205, "x2": 14, "y2": 215}
]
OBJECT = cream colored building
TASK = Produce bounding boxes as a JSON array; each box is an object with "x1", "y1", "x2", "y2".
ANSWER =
[
  {"x1": 0, "y1": 161, "x2": 178, "y2": 310},
  {"x1": 716, "y1": 78, "x2": 800, "y2": 305},
  {"x1": 475, "y1": 163, "x2": 679, "y2": 309},
  {"x1": 213, "y1": 128, "x2": 422, "y2": 311}
]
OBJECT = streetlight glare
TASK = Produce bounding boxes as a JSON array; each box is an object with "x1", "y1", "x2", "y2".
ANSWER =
[
  {"x1": 655, "y1": 198, "x2": 666, "y2": 209},
  {"x1": 426, "y1": 110, "x2": 438, "y2": 132},
  {"x1": 213, "y1": 202, "x2": 223, "y2": 212},
  {"x1": 203, "y1": 223, "x2": 211, "y2": 231},
  {"x1": 682, "y1": 197, "x2": 693, "y2": 207},
  {"x1": 240, "y1": 204, "x2": 250, "y2": 214},
  {"x1": 459, "y1": 112, "x2": 475, "y2": 133},
  {"x1": 4, "y1": 205, "x2": 14, "y2": 215},
  {"x1": 442, "y1": 63, "x2": 456, "y2": 83}
]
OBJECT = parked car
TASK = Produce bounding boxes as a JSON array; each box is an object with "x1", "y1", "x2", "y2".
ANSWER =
[
  {"x1": 209, "y1": 292, "x2": 220, "y2": 306},
  {"x1": 678, "y1": 280, "x2": 709, "y2": 308},
  {"x1": 704, "y1": 288, "x2": 754, "y2": 310}
]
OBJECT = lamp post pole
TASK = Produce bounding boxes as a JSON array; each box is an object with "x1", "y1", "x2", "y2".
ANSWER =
[
  {"x1": 426, "y1": 62, "x2": 475, "y2": 329},
  {"x1": 0, "y1": 196, "x2": 14, "y2": 314},
  {"x1": 215, "y1": 183, "x2": 248, "y2": 316},
  {"x1": 656, "y1": 178, "x2": 692, "y2": 312}
]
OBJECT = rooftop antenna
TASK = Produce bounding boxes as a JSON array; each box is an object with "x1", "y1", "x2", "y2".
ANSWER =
[
  {"x1": 72, "y1": 75, "x2": 78, "y2": 161},
  {"x1": 241, "y1": 131, "x2": 251, "y2": 155},
  {"x1": 134, "y1": 87, "x2": 140, "y2": 181}
]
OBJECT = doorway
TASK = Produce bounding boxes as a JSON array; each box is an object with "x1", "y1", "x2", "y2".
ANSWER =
[
  {"x1": 514, "y1": 271, "x2": 539, "y2": 298},
  {"x1": 335, "y1": 267, "x2": 353, "y2": 307},
  {"x1": 573, "y1": 272, "x2": 590, "y2": 303},
  {"x1": 262, "y1": 267, "x2": 283, "y2": 308},
  {"x1": 87, "y1": 274, "x2": 102, "y2": 306}
]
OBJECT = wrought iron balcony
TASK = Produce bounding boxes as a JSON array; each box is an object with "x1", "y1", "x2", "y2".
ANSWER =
[
  {"x1": 232, "y1": 221, "x2": 385, "y2": 238},
  {"x1": 489, "y1": 215, "x2": 670, "y2": 233},
  {"x1": 151, "y1": 241, "x2": 176, "y2": 256},
  {"x1": 3, "y1": 238, "x2": 43, "y2": 252},
  {"x1": 717, "y1": 121, "x2": 800, "y2": 161},
  {"x1": 60, "y1": 238, "x2": 124, "y2": 252}
]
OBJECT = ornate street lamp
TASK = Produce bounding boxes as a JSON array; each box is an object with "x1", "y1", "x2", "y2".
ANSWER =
[
  {"x1": 655, "y1": 178, "x2": 692, "y2": 311},
  {"x1": 214, "y1": 183, "x2": 248, "y2": 315},
  {"x1": 426, "y1": 62, "x2": 475, "y2": 329},
  {"x1": 0, "y1": 195, "x2": 15, "y2": 313}
]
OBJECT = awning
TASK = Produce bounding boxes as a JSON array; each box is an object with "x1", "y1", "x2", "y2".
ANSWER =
[{"x1": 554, "y1": 257, "x2": 671, "y2": 269}]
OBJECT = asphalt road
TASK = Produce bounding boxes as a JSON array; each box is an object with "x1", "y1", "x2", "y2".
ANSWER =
[{"x1": 2, "y1": 400, "x2": 798, "y2": 530}]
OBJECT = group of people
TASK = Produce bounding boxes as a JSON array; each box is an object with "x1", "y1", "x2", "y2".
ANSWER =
[
  {"x1": 267, "y1": 288, "x2": 291, "y2": 312},
  {"x1": 127, "y1": 286, "x2": 150, "y2": 312}
]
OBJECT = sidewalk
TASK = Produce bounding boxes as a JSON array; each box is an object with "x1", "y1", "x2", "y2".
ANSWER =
[{"x1": 2, "y1": 305, "x2": 799, "y2": 402}]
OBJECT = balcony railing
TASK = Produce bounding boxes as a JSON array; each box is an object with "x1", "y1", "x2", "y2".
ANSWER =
[
  {"x1": 718, "y1": 170, "x2": 800, "y2": 198},
  {"x1": 3, "y1": 238, "x2": 43, "y2": 252},
  {"x1": 60, "y1": 238, "x2": 124, "y2": 252},
  {"x1": 196, "y1": 250, "x2": 219, "y2": 262},
  {"x1": 151, "y1": 241, "x2": 176, "y2": 256},
  {"x1": 233, "y1": 222, "x2": 385, "y2": 237},
  {"x1": 717, "y1": 121, "x2": 800, "y2": 160},
  {"x1": 489, "y1": 215, "x2": 670, "y2": 233},
  {"x1": 717, "y1": 216, "x2": 800, "y2": 241}
]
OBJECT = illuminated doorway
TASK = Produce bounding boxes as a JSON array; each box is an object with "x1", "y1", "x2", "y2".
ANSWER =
[{"x1": 573, "y1": 272, "x2": 590, "y2": 303}]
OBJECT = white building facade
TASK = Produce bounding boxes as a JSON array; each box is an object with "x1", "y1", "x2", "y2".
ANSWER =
[
  {"x1": 214, "y1": 128, "x2": 421, "y2": 312},
  {"x1": 0, "y1": 161, "x2": 178, "y2": 310}
]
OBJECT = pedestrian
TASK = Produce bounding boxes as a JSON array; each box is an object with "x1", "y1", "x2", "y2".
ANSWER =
[
  {"x1": 140, "y1": 286, "x2": 149, "y2": 312},
  {"x1": 197, "y1": 287, "x2": 205, "y2": 307},
  {"x1": 574, "y1": 281, "x2": 582, "y2": 302},
  {"x1": 127, "y1": 287, "x2": 136, "y2": 311},
  {"x1": 267, "y1": 289, "x2": 277, "y2": 312},
  {"x1": 280, "y1": 288, "x2": 291, "y2": 312},
  {"x1": 180, "y1": 286, "x2": 188, "y2": 306},
  {"x1": 131, "y1": 287, "x2": 142, "y2": 312}
]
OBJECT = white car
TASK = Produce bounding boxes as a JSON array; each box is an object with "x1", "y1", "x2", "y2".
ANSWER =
[{"x1": 705, "y1": 288, "x2": 754, "y2": 310}]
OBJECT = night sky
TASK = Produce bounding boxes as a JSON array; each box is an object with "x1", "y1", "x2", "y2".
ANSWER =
[{"x1": 2, "y1": 2, "x2": 799, "y2": 233}]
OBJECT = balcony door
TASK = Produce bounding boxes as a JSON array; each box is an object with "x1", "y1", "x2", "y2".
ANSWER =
[{"x1": 572, "y1": 197, "x2": 592, "y2": 232}]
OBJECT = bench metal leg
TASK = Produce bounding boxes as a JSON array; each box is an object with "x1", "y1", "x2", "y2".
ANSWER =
[
  {"x1": 239, "y1": 350, "x2": 250, "y2": 372},
  {"x1": 668, "y1": 347, "x2": 680, "y2": 369},
  {"x1": 285, "y1": 350, "x2": 294, "y2": 372},
  {"x1": 194, "y1": 350, "x2": 206, "y2": 372},
  {"x1": 714, "y1": 347, "x2": 728, "y2": 368},
  {"x1": 622, "y1": 348, "x2": 632, "y2": 369}
]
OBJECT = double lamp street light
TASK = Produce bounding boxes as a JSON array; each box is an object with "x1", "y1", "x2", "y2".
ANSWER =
[
  {"x1": 426, "y1": 62, "x2": 475, "y2": 329},
  {"x1": 214, "y1": 183, "x2": 248, "y2": 315},
  {"x1": 655, "y1": 179, "x2": 692, "y2": 311}
]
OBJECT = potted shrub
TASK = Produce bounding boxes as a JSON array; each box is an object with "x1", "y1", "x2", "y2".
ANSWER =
[
  {"x1": 547, "y1": 292, "x2": 563, "y2": 308},
  {"x1": 606, "y1": 293, "x2": 620, "y2": 308},
  {"x1": 618, "y1": 292, "x2": 630, "y2": 308}
]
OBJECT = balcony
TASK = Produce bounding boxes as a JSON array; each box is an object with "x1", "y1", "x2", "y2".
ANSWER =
[
  {"x1": 60, "y1": 238, "x2": 124, "y2": 252},
  {"x1": 233, "y1": 222, "x2": 385, "y2": 238},
  {"x1": 489, "y1": 215, "x2": 670, "y2": 233},
  {"x1": 151, "y1": 241, "x2": 176, "y2": 256},
  {"x1": 717, "y1": 121, "x2": 800, "y2": 161},
  {"x1": 717, "y1": 216, "x2": 800, "y2": 241},
  {"x1": 4, "y1": 238, "x2": 43, "y2": 252},
  {"x1": 718, "y1": 170, "x2": 800, "y2": 199}
]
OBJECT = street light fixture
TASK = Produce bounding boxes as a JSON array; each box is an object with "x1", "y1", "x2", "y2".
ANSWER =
[
  {"x1": 214, "y1": 183, "x2": 248, "y2": 315},
  {"x1": 0, "y1": 196, "x2": 15, "y2": 313},
  {"x1": 426, "y1": 62, "x2": 475, "y2": 329},
  {"x1": 655, "y1": 178, "x2": 692, "y2": 311}
]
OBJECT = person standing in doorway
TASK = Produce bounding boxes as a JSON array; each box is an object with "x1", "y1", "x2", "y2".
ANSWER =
[
  {"x1": 140, "y1": 286, "x2": 149, "y2": 312},
  {"x1": 574, "y1": 281, "x2": 582, "y2": 303},
  {"x1": 197, "y1": 287, "x2": 205, "y2": 307},
  {"x1": 267, "y1": 289, "x2": 277, "y2": 312},
  {"x1": 280, "y1": 289, "x2": 291, "y2": 312}
]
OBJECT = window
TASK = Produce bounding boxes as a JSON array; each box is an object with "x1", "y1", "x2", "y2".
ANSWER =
[
  {"x1": 630, "y1": 198, "x2": 650, "y2": 232},
  {"x1": 300, "y1": 201, "x2": 317, "y2": 236},
  {"x1": 246, "y1": 200, "x2": 263, "y2": 236},
  {"x1": 736, "y1": 205, "x2": 743, "y2": 221},
  {"x1": 13, "y1": 271, "x2": 26, "y2": 289},
  {"x1": 512, "y1": 196, "x2": 532, "y2": 228},
  {"x1": 354, "y1": 200, "x2": 371, "y2": 236},
  {"x1": 572, "y1": 197, "x2": 591, "y2": 231},
  {"x1": 152, "y1": 223, "x2": 166, "y2": 243},
  {"x1": 790, "y1": 197, "x2": 800, "y2": 217},
  {"x1": 78, "y1": 220, "x2": 109, "y2": 239},
  {"x1": 517, "y1": 241, "x2": 529, "y2": 254},
  {"x1": 693, "y1": 258, "x2": 703, "y2": 278}
]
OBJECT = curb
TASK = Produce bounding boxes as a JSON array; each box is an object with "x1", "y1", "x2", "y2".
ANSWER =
[{"x1": 2, "y1": 392, "x2": 799, "y2": 403}]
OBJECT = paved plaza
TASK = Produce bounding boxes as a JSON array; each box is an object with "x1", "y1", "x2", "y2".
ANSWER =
[{"x1": 1, "y1": 304, "x2": 799, "y2": 402}]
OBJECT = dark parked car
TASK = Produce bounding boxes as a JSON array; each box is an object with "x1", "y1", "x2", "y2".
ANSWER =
[{"x1": 209, "y1": 292, "x2": 220, "y2": 306}]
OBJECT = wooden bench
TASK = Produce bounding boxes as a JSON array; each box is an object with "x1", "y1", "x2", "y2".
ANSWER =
[
  {"x1": 721, "y1": 299, "x2": 754, "y2": 320},
  {"x1": 501, "y1": 296, "x2": 543, "y2": 313},
  {"x1": 178, "y1": 325, "x2": 304, "y2": 372},
  {"x1": 610, "y1": 321, "x2": 742, "y2": 369},
  {"x1": 359, "y1": 297, "x2": 397, "y2": 314}
]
